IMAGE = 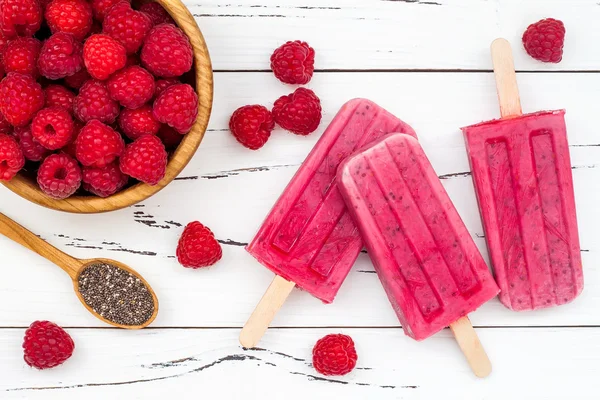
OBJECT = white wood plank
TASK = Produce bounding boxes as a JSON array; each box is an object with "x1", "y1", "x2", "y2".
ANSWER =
[
  {"x1": 1, "y1": 327, "x2": 599, "y2": 399},
  {"x1": 191, "y1": 0, "x2": 600, "y2": 71}
]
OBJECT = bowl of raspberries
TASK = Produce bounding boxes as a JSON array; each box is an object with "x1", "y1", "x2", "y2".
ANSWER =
[{"x1": 0, "y1": 0, "x2": 213, "y2": 213}]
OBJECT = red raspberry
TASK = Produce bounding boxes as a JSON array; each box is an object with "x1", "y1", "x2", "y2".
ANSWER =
[
  {"x1": 64, "y1": 67, "x2": 90, "y2": 89},
  {"x1": 37, "y1": 153, "x2": 82, "y2": 199},
  {"x1": 0, "y1": 110, "x2": 11, "y2": 134},
  {"x1": 83, "y1": 34, "x2": 127, "y2": 80},
  {"x1": 522, "y1": 18, "x2": 565, "y2": 63},
  {"x1": 31, "y1": 107, "x2": 74, "y2": 150},
  {"x1": 119, "y1": 134, "x2": 167, "y2": 185},
  {"x1": 0, "y1": 0, "x2": 42, "y2": 39},
  {"x1": 157, "y1": 125, "x2": 182, "y2": 149},
  {"x1": 45, "y1": 0, "x2": 93, "y2": 40},
  {"x1": 82, "y1": 161, "x2": 128, "y2": 197},
  {"x1": 152, "y1": 83, "x2": 198, "y2": 134},
  {"x1": 14, "y1": 125, "x2": 50, "y2": 161},
  {"x1": 107, "y1": 66, "x2": 154, "y2": 109},
  {"x1": 0, "y1": 133, "x2": 24, "y2": 180},
  {"x1": 176, "y1": 221, "x2": 222, "y2": 268},
  {"x1": 0, "y1": 32, "x2": 8, "y2": 77},
  {"x1": 73, "y1": 80, "x2": 120, "y2": 124},
  {"x1": 90, "y1": 0, "x2": 129, "y2": 22},
  {"x1": 272, "y1": 88, "x2": 321, "y2": 135},
  {"x1": 0, "y1": 73, "x2": 45, "y2": 127},
  {"x1": 62, "y1": 119, "x2": 83, "y2": 158},
  {"x1": 23, "y1": 321, "x2": 75, "y2": 370},
  {"x1": 270, "y1": 41, "x2": 315, "y2": 85},
  {"x1": 45, "y1": 84, "x2": 75, "y2": 112},
  {"x1": 3, "y1": 38, "x2": 41, "y2": 77},
  {"x1": 76, "y1": 119, "x2": 124, "y2": 167},
  {"x1": 103, "y1": 1, "x2": 152, "y2": 54},
  {"x1": 118, "y1": 105, "x2": 160, "y2": 140},
  {"x1": 140, "y1": 2, "x2": 174, "y2": 26},
  {"x1": 141, "y1": 24, "x2": 192, "y2": 78},
  {"x1": 312, "y1": 334, "x2": 357, "y2": 376},
  {"x1": 38, "y1": 32, "x2": 84, "y2": 80},
  {"x1": 154, "y1": 78, "x2": 179, "y2": 99},
  {"x1": 229, "y1": 105, "x2": 274, "y2": 150}
]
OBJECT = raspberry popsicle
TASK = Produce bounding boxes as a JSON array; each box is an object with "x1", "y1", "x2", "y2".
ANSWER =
[
  {"x1": 338, "y1": 133, "x2": 499, "y2": 377},
  {"x1": 240, "y1": 99, "x2": 416, "y2": 348},
  {"x1": 462, "y1": 39, "x2": 583, "y2": 311}
]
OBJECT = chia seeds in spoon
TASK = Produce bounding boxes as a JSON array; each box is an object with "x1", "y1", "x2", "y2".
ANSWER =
[{"x1": 78, "y1": 263, "x2": 154, "y2": 326}]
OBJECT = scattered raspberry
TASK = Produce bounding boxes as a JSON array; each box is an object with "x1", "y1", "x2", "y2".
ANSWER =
[
  {"x1": 3, "y1": 38, "x2": 41, "y2": 77},
  {"x1": 0, "y1": 110, "x2": 11, "y2": 134},
  {"x1": 522, "y1": 18, "x2": 565, "y2": 63},
  {"x1": 76, "y1": 119, "x2": 124, "y2": 167},
  {"x1": 156, "y1": 125, "x2": 182, "y2": 149},
  {"x1": 119, "y1": 134, "x2": 167, "y2": 185},
  {"x1": 0, "y1": 0, "x2": 43, "y2": 39},
  {"x1": 312, "y1": 334, "x2": 357, "y2": 376},
  {"x1": 141, "y1": 24, "x2": 192, "y2": 78},
  {"x1": 119, "y1": 105, "x2": 160, "y2": 140},
  {"x1": 272, "y1": 88, "x2": 321, "y2": 135},
  {"x1": 152, "y1": 83, "x2": 198, "y2": 134},
  {"x1": 90, "y1": 0, "x2": 129, "y2": 22},
  {"x1": 176, "y1": 221, "x2": 222, "y2": 268},
  {"x1": 154, "y1": 78, "x2": 179, "y2": 99},
  {"x1": 82, "y1": 162, "x2": 128, "y2": 197},
  {"x1": 0, "y1": 73, "x2": 45, "y2": 127},
  {"x1": 140, "y1": 2, "x2": 174, "y2": 26},
  {"x1": 83, "y1": 34, "x2": 127, "y2": 80},
  {"x1": 0, "y1": 133, "x2": 24, "y2": 180},
  {"x1": 229, "y1": 105, "x2": 274, "y2": 150},
  {"x1": 31, "y1": 107, "x2": 74, "y2": 150},
  {"x1": 45, "y1": 84, "x2": 75, "y2": 112},
  {"x1": 271, "y1": 41, "x2": 315, "y2": 85},
  {"x1": 23, "y1": 321, "x2": 75, "y2": 370},
  {"x1": 63, "y1": 67, "x2": 90, "y2": 89},
  {"x1": 73, "y1": 80, "x2": 120, "y2": 124},
  {"x1": 14, "y1": 125, "x2": 50, "y2": 161},
  {"x1": 45, "y1": 0, "x2": 93, "y2": 40},
  {"x1": 37, "y1": 153, "x2": 82, "y2": 198},
  {"x1": 38, "y1": 32, "x2": 84, "y2": 80},
  {"x1": 103, "y1": 1, "x2": 153, "y2": 54},
  {"x1": 107, "y1": 66, "x2": 154, "y2": 109}
]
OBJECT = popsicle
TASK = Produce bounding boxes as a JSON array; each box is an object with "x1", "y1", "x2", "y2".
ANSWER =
[
  {"x1": 338, "y1": 133, "x2": 499, "y2": 377},
  {"x1": 240, "y1": 99, "x2": 417, "y2": 348},
  {"x1": 462, "y1": 39, "x2": 583, "y2": 311}
]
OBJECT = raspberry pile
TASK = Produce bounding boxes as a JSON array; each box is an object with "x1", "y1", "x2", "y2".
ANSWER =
[
  {"x1": 229, "y1": 40, "x2": 322, "y2": 150},
  {"x1": 0, "y1": 0, "x2": 199, "y2": 200}
]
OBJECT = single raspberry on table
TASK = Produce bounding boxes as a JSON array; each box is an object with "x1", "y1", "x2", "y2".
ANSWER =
[
  {"x1": 45, "y1": 85, "x2": 75, "y2": 112},
  {"x1": 37, "y1": 153, "x2": 82, "y2": 199},
  {"x1": 3, "y1": 38, "x2": 42, "y2": 77},
  {"x1": 64, "y1": 67, "x2": 90, "y2": 89},
  {"x1": 0, "y1": 73, "x2": 45, "y2": 127},
  {"x1": 82, "y1": 161, "x2": 128, "y2": 197},
  {"x1": 312, "y1": 334, "x2": 357, "y2": 376},
  {"x1": 154, "y1": 78, "x2": 179, "y2": 99},
  {"x1": 103, "y1": 1, "x2": 153, "y2": 54},
  {"x1": 23, "y1": 321, "x2": 75, "y2": 370},
  {"x1": 271, "y1": 41, "x2": 315, "y2": 85},
  {"x1": 522, "y1": 18, "x2": 565, "y2": 63},
  {"x1": 45, "y1": 0, "x2": 93, "y2": 40},
  {"x1": 141, "y1": 24, "x2": 193, "y2": 78},
  {"x1": 76, "y1": 120, "x2": 124, "y2": 167},
  {"x1": 38, "y1": 32, "x2": 84, "y2": 80},
  {"x1": 0, "y1": 0, "x2": 43, "y2": 39},
  {"x1": 107, "y1": 66, "x2": 155, "y2": 109},
  {"x1": 272, "y1": 88, "x2": 321, "y2": 135},
  {"x1": 91, "y1": 0, "x2": 129, "y2": 22},
  {"x1": 73, "y1": 80, "x2": 120, "y2": 124},
  {"x1": 119, "y1": 134, "x2": 167, "y2": 185},
  {"x1": 176, "y1": 221, "x2": 222, "y2": 269},
  {"x1": 152, "y1": 83, "x2": 198, "y2": 134},
  {"x1": 31, "y1": 107, "x2": 74, "y2": 150},
  {"x1": 83, "y1": 34, "x2": 127, "y2": 80},
  {"x1": 229, "y1": 105, "x2": 274, "y2": 150},
  {"x1": 140, "y1": 2, "x2": 175, "y2": 26},
  {"x1": 119, "y1": 105, "x2": 161, "y2": 140},
  {"x1": 0, "y1": 133, "x2": 25, "y2": 181},
  {"x1": 157, "y1": 125, "x2": 182, "y2": 149},
  {"x1": 13, "y1": 125, "x2": 50, "y2": 161}
]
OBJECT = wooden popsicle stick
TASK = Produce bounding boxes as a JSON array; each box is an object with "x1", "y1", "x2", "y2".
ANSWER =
[
  {"x1": 239, "y1": 275, "x2": 296, "y2": 348},
  {"x1": 450, "y1": 316, "x2": 492, "y2": 378},
  {"x1": 491, "y1": 38, "x2": 523, "y2": 118}
]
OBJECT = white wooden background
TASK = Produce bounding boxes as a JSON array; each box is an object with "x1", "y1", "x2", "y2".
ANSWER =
[{"x1": 1, "y1": 0, "x2": 599, "y2": 398}]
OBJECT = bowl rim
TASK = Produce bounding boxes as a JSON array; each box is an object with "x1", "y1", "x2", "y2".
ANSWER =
[{"x1": 1, "y1": 0, "x2": 214, "y2": 214}]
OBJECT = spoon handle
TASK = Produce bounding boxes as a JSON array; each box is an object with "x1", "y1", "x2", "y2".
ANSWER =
[{"x1": 0, "y1": 212, "x2": 82, "y2": 279}]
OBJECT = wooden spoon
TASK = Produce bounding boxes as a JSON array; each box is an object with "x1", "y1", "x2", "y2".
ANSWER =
[{"x1": 0, "y1": 212, "x2": 158, "y2": 329}]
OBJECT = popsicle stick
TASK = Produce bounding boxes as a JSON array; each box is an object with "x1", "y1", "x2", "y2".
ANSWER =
[
  {"x1": 491, "y1": 38, "x2": 523, "y2": 118},
  {"x1": 449, "y1": 316, "x2": 492, "y2": 378},
  {"x1": 239, "y1": 275, "x2": 296, "y2": 348}
]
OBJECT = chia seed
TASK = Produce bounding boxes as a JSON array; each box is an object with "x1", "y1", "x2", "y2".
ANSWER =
[{"x1": 78, "y1": 263, "x2": 155, "y2": 326}]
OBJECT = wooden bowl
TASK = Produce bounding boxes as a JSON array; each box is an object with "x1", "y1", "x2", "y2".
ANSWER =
[{"x1": 1, "y1": 0, "x2": 213, "y2": 213}]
